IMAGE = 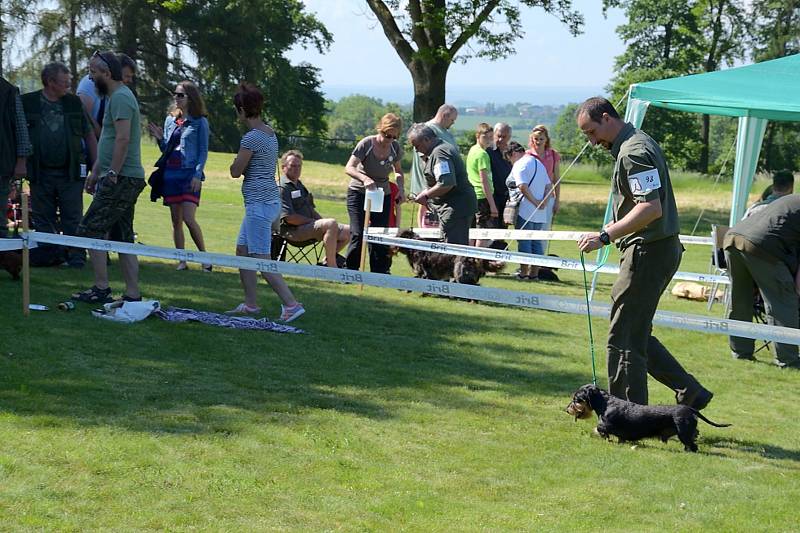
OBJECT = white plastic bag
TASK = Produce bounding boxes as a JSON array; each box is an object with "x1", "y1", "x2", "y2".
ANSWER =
[{"x1": 92, "y1": 300, "x2": 160, "y2": 323}]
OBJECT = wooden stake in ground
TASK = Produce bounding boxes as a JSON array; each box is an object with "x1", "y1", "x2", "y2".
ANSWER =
[
  {"x1": 359, "y1": 198, "x2": 372, "y2": 291},
  {"x1": 21, "y1": 192, "x2": 30, "y2": 316}
]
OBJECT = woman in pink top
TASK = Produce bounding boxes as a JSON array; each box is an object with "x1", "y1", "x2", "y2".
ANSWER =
[{"x1": 528, "y1": 124, "x2": 561, "y2": 230}]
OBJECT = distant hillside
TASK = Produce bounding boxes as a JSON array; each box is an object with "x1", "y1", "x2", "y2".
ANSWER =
[{"x1": 453, "y1": 104, "x2": 565, "y2": 143}]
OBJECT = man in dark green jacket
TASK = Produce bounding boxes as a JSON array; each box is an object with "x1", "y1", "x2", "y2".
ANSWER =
[
  {"x1": 725, "y1": 194, "x2": 800, "y2": 369},
  {"x1": 0, "y1": 75, "x2": 31, "y2": 238},
  {"x1": 22, "y1": 62, "x2": 97, "y2": 266}
]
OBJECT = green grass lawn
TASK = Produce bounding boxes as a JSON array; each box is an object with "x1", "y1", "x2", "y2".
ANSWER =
[{"x1": 1, "y1": 146, "x2": 798, "y2": 530}]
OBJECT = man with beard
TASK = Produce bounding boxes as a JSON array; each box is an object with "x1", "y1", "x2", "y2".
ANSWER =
[
  {"x1": 71, "y1": 51, "x2": 145, "y2": 304},
  {"x1": 77, "y1": 53, "x2": 136, "y2": 138},
  {"x1": 575, "y1": 96, "x2": 713, "y2": 410}
]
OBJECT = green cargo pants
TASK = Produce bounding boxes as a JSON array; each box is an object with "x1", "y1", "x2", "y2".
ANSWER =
[
  {"x1": 608, "y1": 236, "x2": 705, "y2": 405},
  {"x1": 725, "y1": 235, "x2": 800, "y2": 367}
]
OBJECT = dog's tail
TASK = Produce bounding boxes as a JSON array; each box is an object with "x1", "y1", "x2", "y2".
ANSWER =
[{"x1": 693, "y1": 410, "x2": 732, "y2": 428}]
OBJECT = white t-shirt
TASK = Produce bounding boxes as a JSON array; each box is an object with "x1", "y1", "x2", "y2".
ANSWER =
[{"x1": 509, "y1": 155, "x2": 549, "y2": 223}]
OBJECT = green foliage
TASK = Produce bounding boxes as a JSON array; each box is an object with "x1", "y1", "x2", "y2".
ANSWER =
[
  {"x1": 326, "y1": 95, "x2": 411, "y2": 141},
  {"x1": 158, "y1": 0, "x2": 332, "y2": 151},
  {"x1": 551, "y1": 103, "x2": 613, "y2": 166}
]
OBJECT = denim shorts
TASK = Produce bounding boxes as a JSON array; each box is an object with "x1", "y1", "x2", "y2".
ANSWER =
[
  {"x1": 236, "y1": 201, "x2": 280, "y2": 255},
  {"x1": 516, "y1": 217, "x2": 545, "y2": 256}
]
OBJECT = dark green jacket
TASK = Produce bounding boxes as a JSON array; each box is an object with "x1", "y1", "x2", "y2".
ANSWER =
[
  {"x1": 21, "y1": 90, "x2": 86, "y2": 181},
  {"x1": 0, "y1": 78, "x2": 18, "y2": 177}
]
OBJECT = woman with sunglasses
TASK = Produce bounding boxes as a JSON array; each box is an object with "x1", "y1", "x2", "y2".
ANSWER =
[
  {"x1": 344, "y1": 113, "x2": 404, "y2": 273},
  {"x1": 147, "y1": 81, "x2": 211, "y2": 271}
]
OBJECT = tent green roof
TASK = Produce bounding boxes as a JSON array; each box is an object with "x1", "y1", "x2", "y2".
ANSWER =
[{"x1": 629, "y1": 54, "x2": 800, "y2": 122}]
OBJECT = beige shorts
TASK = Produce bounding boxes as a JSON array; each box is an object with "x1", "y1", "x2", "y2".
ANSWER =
[{"x1": 282, "y1": 219, "x2": 347, "y2": 243}]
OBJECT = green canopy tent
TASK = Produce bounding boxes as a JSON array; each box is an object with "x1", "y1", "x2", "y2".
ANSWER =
[{"x1": 623, "y1": 53, "x2": 800, "y2": 225}]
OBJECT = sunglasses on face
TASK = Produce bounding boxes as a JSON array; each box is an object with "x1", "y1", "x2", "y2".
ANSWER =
[
  {"x1": 173, "y1": 92, "x2": 187, "y2": 98},
  {"x1": 382, "y1": 132, "x2": 398, "y2": 140}
]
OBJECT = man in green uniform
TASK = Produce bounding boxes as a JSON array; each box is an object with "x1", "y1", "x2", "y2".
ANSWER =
[
  {"x1": 407, "y1": 124, "x2": 477, "y2": 245},
  {"x1": 22, "y1": 62, "x2": 97, "y2": 266},
  {"x1": 576, "y1": 97, "x2": 713, "y2": 408},
  {"x1": 410, "y1": 104, "x2": 459, "y2": 227},
  {"x1": 725, "y1": 194, "x2": 800, "y2": 369}
]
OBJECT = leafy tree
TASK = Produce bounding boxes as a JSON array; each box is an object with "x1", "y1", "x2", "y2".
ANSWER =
[
  {"x1": 327, "y1": 94, "x2": 411, "y2": 140},
  {"x1": 551, "y1": 103, "x2": 613, "y2": 166},
  {"x1": 364, "y1": 0, "x2": 584, "y2": 121},
  {"x1": 694, "y1": 0, "x2": 745, "y2": 172},
  {"x1": 749, "y1": 0, "x2": 800, "y2": 172},
  {"x1": 603, "y1": 0, "x2": 745, "y2": 173},
  {"x1": 0, "y1": 0, "x2": 32, "y2": 76},
  {"x1": 28, "y1": 0, "x2": 104, "y2": 90},
  {"x1": 159, "y1": 0, "x2": 332, "y2": 150}
]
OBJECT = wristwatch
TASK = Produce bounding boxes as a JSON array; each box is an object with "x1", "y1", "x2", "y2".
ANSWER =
[{"x1": 599, "y1": 230, "x2": 611, "y2": 246}]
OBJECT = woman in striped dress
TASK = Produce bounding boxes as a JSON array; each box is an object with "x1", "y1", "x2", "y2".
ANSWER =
[{"x1": 227, "y1": 82, "x2": 304, "y2": 323}]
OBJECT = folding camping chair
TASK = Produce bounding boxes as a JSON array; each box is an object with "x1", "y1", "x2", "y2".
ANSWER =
[
  {"x1": 708, "y1": 224, "x2": 731, "y2": 311},
  {"x1": 271, "y1": 233, "x2": 324, "y2": 265}
]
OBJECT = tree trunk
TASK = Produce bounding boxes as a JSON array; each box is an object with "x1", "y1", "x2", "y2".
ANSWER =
[
  {"x1": 411, "y1": 60, "x2": 448, "y2": 122},
  {"x1": 699, "y1": 114, "x2": 710, "y2": 173},
  {"x1": 0, "y1": 13, "x2": 5, "y2": 77},
  {"x1": 69, "y1": 10, "x2": 77, "y2": 91}
]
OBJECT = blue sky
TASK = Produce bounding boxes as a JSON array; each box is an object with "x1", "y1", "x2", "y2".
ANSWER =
[{"x1": 288, "y1": 0, "x2": 628, "y2": 104}]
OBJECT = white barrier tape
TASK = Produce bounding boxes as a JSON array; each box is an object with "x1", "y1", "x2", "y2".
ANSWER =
[
  {"x1": 0, "y1": 239, "x2": 23, "y2": 251},
  {"x1": 368, "y1": 227, "x2": 713, "y2": 246},
  {"x1": 24, "y1": 231, "x2": 800, "y2": 345},
  {"x1": 367, "y1": 233, "x2": 729, "y2": 285}
]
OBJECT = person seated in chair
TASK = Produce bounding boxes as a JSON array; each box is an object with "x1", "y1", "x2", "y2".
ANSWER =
[
  {"x1": 743, "y1": 169, "x2": 794, "y2": 219},
  {"x1": 278, "y1": 149, "x2": 349, "y2": 267}
]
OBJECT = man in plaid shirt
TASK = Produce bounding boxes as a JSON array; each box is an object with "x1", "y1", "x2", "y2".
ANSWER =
[{"x1": 0, "y1": 75, "x2": 31, "y2": 238}]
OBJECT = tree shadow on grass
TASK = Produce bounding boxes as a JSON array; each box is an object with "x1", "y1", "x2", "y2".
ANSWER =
[{"x1": 0, "y1": 261, "x2": 585, "y2": 435}]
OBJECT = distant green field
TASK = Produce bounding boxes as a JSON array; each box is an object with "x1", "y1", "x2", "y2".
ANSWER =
[{"x1": 453, "y1": 114, "x2": 552, "y2": 144}]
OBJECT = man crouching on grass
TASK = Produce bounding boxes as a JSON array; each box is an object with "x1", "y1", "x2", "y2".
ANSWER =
[
  {"x1": 575, "y1": 96, "x2": 713, "y2": 410},
  {"x1": 71, "y1": 51, "x2": 145, "y2": 304}
]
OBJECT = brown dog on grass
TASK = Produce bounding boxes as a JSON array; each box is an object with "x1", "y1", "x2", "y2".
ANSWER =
[{"x1": 0, "y1": 250, "x2": 22, "y2": 280}]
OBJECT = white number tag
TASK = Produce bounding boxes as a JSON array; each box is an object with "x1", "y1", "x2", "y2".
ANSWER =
[
  {"x1": 434, "y1": 160, "x2": 451, "y2": 178},
  {"x1": 628, "y1": 168, "x2": 661, "y2": 194},
  {"x1": 291, "y1": 189, "x2": 302, "y2": 198}
]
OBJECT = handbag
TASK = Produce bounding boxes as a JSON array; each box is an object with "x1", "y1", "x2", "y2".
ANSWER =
[
  {"x1": 148, "y1": 124, "x2": 182, "y2": 202},
  {"x1": 503, "y1": 163, "x2": 538, "y2": 226}
]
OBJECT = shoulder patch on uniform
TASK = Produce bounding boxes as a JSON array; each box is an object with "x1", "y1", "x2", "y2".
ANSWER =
[
  {"x1": 434, "y1": 160, "x2": 451, "y2": 178},
  {"x1": 628, "y1": 168, "x2": 661, "y2": 195}
]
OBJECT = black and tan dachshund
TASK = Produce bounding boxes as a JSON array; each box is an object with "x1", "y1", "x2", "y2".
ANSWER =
[{"x1": 566, "y1": 384, "x2": 730, "y2": 452}]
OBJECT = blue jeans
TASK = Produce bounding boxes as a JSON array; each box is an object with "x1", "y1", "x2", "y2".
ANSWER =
[{"x1": 516, "y1": 217, "x2": 545, "y2": 256}]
